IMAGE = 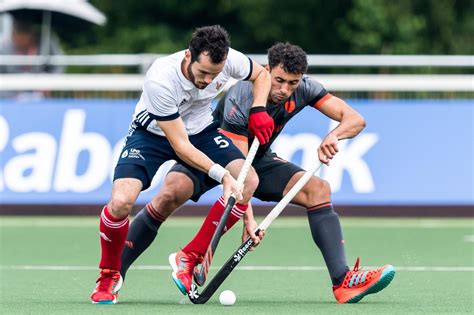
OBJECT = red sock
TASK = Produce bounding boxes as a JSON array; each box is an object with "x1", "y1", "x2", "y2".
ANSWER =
[
  {"x1": 182, "y1": 196, "x2": 248, "y2": 256},
  {"x1": 99, "y1": 205, "x2": 129, "y2": 271}
]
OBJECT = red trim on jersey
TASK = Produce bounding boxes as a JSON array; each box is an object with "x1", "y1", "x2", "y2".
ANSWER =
[
  {"x1": 313, "y1": 93, "x2": 333, "y2": 109},
  {"x1": 218, "y1": 129, "x2": 248, "y2": 142}
]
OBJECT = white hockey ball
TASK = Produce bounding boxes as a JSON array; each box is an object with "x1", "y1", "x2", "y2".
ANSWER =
[{"x1": 219, "y1": 290, "x2": 236, "y2": 306}]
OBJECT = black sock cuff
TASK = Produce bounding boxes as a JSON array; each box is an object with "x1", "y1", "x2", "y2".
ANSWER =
[
  {"x1": 134, "y1": 205, "x2": 164, "y2": 232},
  {"x1": 307, "y1": 202, "x2": 333, "y2": 214},
  {"x1": 144, "y1": 203, "x2": 166, "y2": 223}
]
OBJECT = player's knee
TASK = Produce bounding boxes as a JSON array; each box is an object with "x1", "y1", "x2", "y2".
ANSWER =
[
  {"x1": 109, "y1": 195, "x2": 134, "y2": 218},
  {"x1": 153, "y1": 189, "x2": 185, "y2": 216},
  {"x1": 306, "y1": 178, "x2": 331, "y2": 205},
  {"x1": 319, "y1": 179, "x2": 331, "y2": 198}
]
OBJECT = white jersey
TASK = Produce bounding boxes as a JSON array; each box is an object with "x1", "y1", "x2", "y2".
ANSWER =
[{"x1": 133, "y1": 48, "x2": 252, "y2": 136}]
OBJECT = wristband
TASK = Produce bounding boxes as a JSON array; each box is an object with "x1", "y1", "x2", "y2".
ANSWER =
[
  {"x1": 208, "y1": 164, "x2": 229, "y2": 183},
  {"x1": 249, "y1": 106, "x2": 266, "y2": 114}
]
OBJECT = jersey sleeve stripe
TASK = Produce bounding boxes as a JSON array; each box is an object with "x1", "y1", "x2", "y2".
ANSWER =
[
  {"x1": 243, "y1": 57, "x2": 253, "y2": 81},
  {"x1": 312, "y1": 92, "x2": 333, "y2": 109},
  {"x1": 219, "y1": 128, "x2": 248, "y2": 142},
  {"x1": 148, "y1": 112, "x2": 180, "y2": 121}
]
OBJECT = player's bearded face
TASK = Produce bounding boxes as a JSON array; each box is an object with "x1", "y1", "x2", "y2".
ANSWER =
[
  {"x1": 269, "y1": 65, "x2": 302, "y2": 103},
  {"x1": 188, "y1": 52, "x2": 225, "y2": 89}
]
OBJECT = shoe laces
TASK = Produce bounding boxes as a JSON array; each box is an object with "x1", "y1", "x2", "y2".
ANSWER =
[
  {"x1": 340, "y1": 257, "x2": 381, "y2": 288},
  {"x1": 96, "y1": 269, "x2": 120, "y2": 292},
  {"x1": 178, "y1": 252, "x2": 202, "y2": 274}
]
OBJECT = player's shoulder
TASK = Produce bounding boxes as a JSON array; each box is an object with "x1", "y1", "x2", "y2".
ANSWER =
[
  {"x1": 294, "y1": 75, "x2": 326, "y2": 95},
  {"x1": 147, "y1": 51, "x2": 183, "y2": 79},
  {"x1": 299, "y1": 74, "x2": 324, "y2": 88},
  {"x1": 226, "y1": 80, "x2": 253, "y2": 98},
  {"x1": 145, "y1": 51, "x2": 184, "y2": 92},
  {"x1": 223, "y1": 48, "x2": 250, "y2": 70},
  {"x1": 226, "y1": 47, "x2": 245, "y2": 62}
]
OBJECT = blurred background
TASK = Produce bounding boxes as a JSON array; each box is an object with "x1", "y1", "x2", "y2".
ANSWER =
[{"x1": 1, "y1": 0, "x2": 473, "y2": 216}]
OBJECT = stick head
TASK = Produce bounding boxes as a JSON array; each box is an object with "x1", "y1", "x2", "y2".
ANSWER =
[{"x1": 188, "y1": 284, "x2": 201, "y2": 303}]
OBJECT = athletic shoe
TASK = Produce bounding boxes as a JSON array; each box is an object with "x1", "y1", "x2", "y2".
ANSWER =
[
  {"x1": 333, "y1": 258, "x2": 395, "y2": 304},
  {"x1": 90, "y1": 269, "x2": 123, "y2": 304},
  {"x1": 169, "y1": 251, "x2": 203, "y2": 295}
]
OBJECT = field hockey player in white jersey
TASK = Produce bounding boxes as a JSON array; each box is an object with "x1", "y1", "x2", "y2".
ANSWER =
[{"x1": 90, "y1": 25, "x2": 274, "y2": 305}]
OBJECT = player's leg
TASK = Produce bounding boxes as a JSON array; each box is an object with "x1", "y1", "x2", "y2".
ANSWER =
[
  {"x1": 256, "y1": 153, "x2": 394, "y2": 303},
  {"x1": 91, "y1": 175, "x2": 142, "y2": 304},
  {"x1": 253, "y1": 154, "x2": 348, "y2": 283},
  {"x1": 181, "y1": 158, "x2": 258, "y2": 255},
  {"x1": 284, "y1": 172, "x2": 350, "y2": 285},
  {"x1": 92, "y1": 127, "x2": 173, "y2": 304},
  {"x1": 163, "y1": 163, "x2": 220, "y2": 294},
  {"x1": 170, "y1": 129, "x2": 258, "y2": 293},
  {"x1": 120, "y1": 167, "x2": 195, "y2": 279},
  {"x1": 171, "y1": 158, "x2": 258, "y2": 294},
  {"x1": 254, "y1": 152, "x2": 355, "y2": 283},
  {"x1": 285, "y1": 172, "x2": 395, "y2": 303}
]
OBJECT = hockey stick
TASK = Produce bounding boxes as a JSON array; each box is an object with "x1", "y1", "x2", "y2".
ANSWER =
[
  {"x1": 188, "y1": 161, "x2": 323, "y2": 304},
  {"x1": 193, "y1": 138, "x2": 260, "y2": 286}
]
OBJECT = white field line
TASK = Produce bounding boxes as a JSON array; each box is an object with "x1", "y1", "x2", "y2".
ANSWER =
[
  {"x1": 1, "y1": 265, "x2": 473, "y2": 272},
  {"x1": 1, "y1": 220, "x2": 472, "y2": 229},
  {"x1": 463, "y1": 235, "x2": 474, "y2": 242}
]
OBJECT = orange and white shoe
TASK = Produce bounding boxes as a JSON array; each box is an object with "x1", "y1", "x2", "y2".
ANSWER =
[
  {"x1": 90, "y1": 269, "x2": 123, "y2": 304},
  {"x1": 333, "y1": 258, "x2": 395, "y2": 304},
  {"x1": 169, "y1": 251, "x2": 203, "y2": 295}
]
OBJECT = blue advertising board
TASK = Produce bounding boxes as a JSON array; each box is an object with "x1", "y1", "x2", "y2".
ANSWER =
[{"x1": 1, "y1": 99, "x2": 473, "y2": 205}]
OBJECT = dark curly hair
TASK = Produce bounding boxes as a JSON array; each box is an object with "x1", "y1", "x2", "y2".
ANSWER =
[
  {"x1": 268, "y1": 42, "x2": 308, "y2": 74},
  {"x1": 189, "y1": 25, "x2": 230, "y2": 64}
]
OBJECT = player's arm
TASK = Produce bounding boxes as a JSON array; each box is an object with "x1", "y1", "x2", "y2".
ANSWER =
[
  {"x1": 247, "y1": 61, "x2": 271, "y2": 110},
  {"x1": 316, "y1": 96, "x2": 367, "y2": 165},
  {"x1": 157, "y1": 117, "x2": 242, "y2": 201},
  {"x1": 243, "y1": 59, "x2": 274, "y2": 144}
]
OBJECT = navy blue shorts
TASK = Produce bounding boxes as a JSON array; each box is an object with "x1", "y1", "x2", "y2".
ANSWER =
[
  {"x1": 114, "y1": 122, "x2": 245, "y2": 190},
  {"x1": 170, "y1": 150, "x2": 304, "y2": 202}
]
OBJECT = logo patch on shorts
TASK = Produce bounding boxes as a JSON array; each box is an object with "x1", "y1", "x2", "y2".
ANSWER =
[{"x1": 128, "y1": 148, "x2": 145, "y2": 160}]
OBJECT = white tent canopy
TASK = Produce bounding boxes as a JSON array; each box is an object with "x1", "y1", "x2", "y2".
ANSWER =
[
  {"x1": 0, "y1": 0, "x2": 106, "y2": 25},
  {"x1": 0, "y1": 0, "x2": 106, "y2": 56}
]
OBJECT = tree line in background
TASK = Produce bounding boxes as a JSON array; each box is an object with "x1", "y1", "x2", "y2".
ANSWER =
[{"x1": 60, "y1": 0, "x2": 472, "y2": 55}]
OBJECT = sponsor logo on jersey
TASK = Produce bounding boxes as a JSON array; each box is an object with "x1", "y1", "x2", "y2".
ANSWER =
[
  {"x1": 121, "y1": 150, "x2": 128, "y2": 158},
  {"x1": 284, "y1": 100, "x2": 296, "y2": 113},
  {"x1": 215, "y1": 81, "x2": 223, "y2": 90}
]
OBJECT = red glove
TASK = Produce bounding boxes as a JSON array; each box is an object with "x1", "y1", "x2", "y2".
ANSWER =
[{"x1": 248, "y1": 107, "x2": 274, "y2": 144}]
